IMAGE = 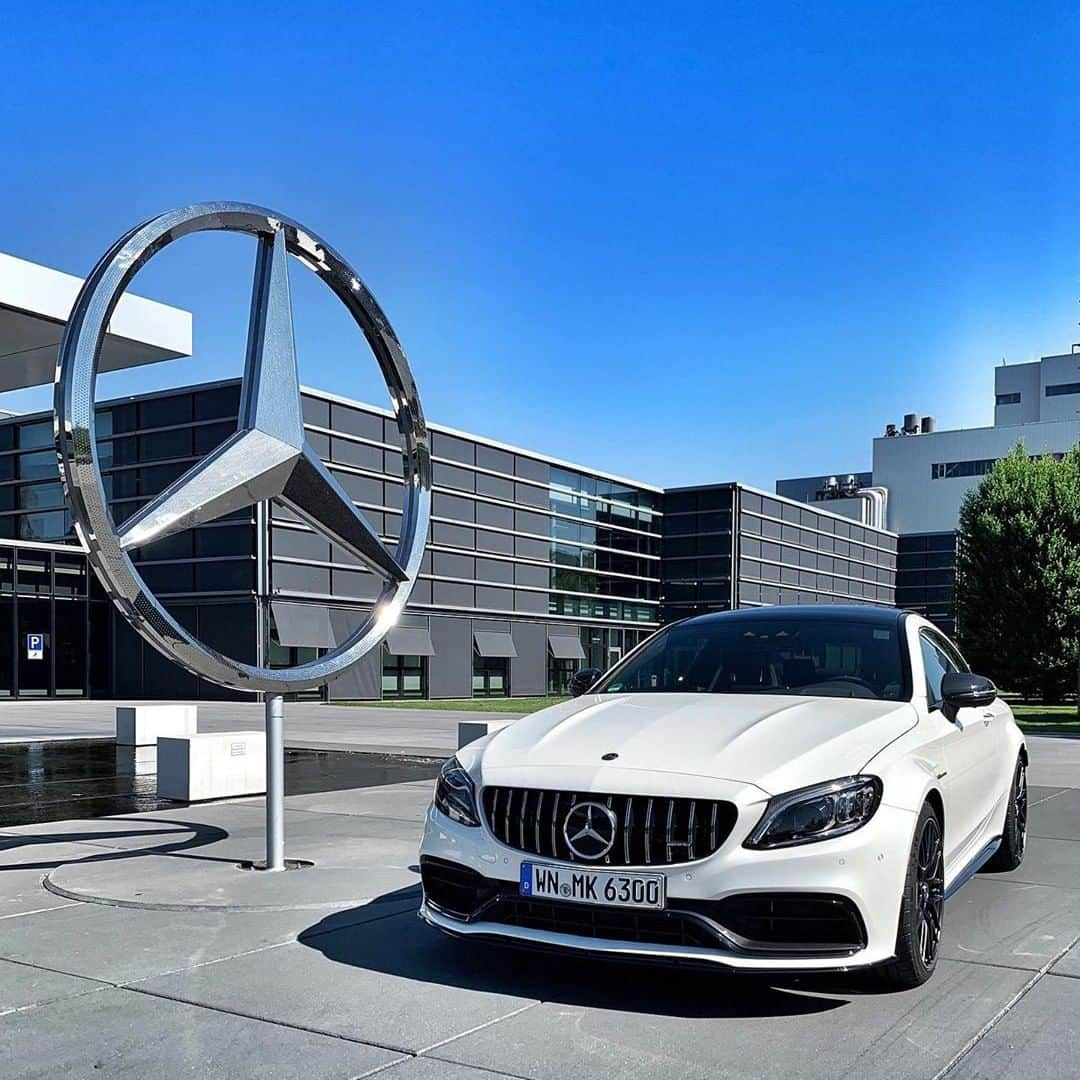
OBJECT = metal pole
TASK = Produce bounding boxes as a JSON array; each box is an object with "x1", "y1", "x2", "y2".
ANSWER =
[{"x1": 265, "y1": 692, "x2": 285, "y2": 871}]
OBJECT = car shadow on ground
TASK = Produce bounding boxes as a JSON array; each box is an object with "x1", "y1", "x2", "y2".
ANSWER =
[{"x1": 299, "y1": 890, "x2": 892, "y2": 1019}]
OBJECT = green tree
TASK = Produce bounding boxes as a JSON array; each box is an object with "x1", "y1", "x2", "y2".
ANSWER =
[{"x1": 954, "y1": 444, "x2": 1080, "y2": 703}]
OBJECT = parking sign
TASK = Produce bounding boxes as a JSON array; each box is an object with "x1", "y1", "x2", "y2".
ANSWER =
[{"x1": 26, "y1": 634, "x2": 43, "y2": 661}]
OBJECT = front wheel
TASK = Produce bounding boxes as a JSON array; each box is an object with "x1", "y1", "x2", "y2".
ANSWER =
[
  {"x1": 985, "y1": 756, "x2": 1027, "y2": 872},
  {"x1": 878, "y1": 802, "x2": 943, "y2": 990}
]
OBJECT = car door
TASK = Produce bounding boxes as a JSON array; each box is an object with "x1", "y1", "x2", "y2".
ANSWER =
[
  {"x1": 915, "y1": 630, "x2": 984, "y2": 864},
  {"x1": 918, "y1": 630, "x2": 995, "y2": 864},
  {"x1": 935, "y1": 632, "x2": 1015, "y2": 825}
]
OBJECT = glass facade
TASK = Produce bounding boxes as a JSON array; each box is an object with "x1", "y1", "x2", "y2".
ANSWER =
[
  {"x1": 267, "y1": 391, "x2": 662, "y2": 700},
  {"x1": 896, "y1": 531, "x2": 957, "y2": 637},
  {"x1": 661, "y1": 485, "x2": 898, "y2": 623},
  {"x1": 931, "y1": 452, "x2": 1063, "y2": 480},
  {"x1": 0, "y1": 546, "x2": 107, "y2": 698},
  {"x1": 659, "y1": 485, "x2": 735, "y2": 622},
  {"x1": 0, "y1": 381, "x2": 908, "y2": 702},
  {"x1": 0, "y1": 383, "x2": 256, "y2": 699}
]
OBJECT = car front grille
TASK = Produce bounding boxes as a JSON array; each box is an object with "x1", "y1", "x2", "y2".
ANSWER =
[
  {"x1": 480, "y1": 787, "x2": 738, "y2": 866},
  {"x1": 490, "y1": 896, "x2": 718, "y2": 948}
]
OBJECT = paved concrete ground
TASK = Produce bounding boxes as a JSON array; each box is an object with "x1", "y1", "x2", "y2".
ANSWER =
[
  {"x1": 0, "y1": 700, "x2": 521, "y2": 756},
  {"x1": 0, "y1": 735, "x2": 1077, "y2": 1079}
]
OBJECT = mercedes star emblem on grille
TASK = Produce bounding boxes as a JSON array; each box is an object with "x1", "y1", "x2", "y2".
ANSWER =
[{"x1": 563, "y1": 801, "x2": 618, "y2": 860}]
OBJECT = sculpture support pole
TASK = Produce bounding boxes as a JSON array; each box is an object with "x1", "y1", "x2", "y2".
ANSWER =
[{"x1": 265, "y1": 693, "x2": 285, "y2": 871}]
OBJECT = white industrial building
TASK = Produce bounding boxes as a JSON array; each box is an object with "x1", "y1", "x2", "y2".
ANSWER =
[{"x1": 779, "y1": 350, "x2": 1080, "y2": 634}]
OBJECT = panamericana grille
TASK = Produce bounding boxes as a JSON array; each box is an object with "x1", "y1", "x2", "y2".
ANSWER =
[{"x1": 480, "y1": 787, "x2": 738, "y2": 866}]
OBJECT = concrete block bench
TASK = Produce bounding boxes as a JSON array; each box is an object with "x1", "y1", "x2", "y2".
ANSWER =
[
  {"x1": 157, "y1": 731, "x2": 266, "y2": 802},
  {"x1": 115, "y1": 705, "x2": 197, "y2": 746},
  {"x1": 458, "y1": 718, "x2": 513, "y2": 749}
]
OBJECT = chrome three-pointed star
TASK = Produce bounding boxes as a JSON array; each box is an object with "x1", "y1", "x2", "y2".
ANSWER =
[{"x1": 117, "y1": 228, "x2": 406, "y2": 585}]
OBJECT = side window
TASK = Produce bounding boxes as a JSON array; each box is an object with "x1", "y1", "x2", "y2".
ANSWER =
[
  {"x1": 919, "y1": 632, "x2": 957, "y2": 708},
  {"x1": 936, "y1": 635, "x2": 970, "y2": 674}
]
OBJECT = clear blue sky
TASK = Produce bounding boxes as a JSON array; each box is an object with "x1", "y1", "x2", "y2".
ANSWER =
[{"x1": 2, "y1": 2, "x2": 1078, "y2": 489}]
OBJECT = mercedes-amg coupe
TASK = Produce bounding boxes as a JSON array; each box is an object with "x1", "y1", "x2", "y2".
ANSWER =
[{"x1": 419, "y1": 606, "x2": 1027, "y2": 988}]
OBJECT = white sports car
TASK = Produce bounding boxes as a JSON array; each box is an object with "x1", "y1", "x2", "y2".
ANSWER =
[{"x1": 419, "y1": 605, "x2": 1027, "y2": 988}]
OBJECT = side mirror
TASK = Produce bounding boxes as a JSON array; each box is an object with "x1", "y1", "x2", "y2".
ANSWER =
[
  {"x1": 941, "y1": 671, "x2": 997, "y2": 717},
  {"x1": 569, "y1": 667, "x2": 602, "y2": 697}
]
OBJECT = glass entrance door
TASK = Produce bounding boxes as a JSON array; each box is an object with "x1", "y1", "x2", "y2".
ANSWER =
[{"x1": 17, "y1": 598, "x2": 50, "y2": 697}]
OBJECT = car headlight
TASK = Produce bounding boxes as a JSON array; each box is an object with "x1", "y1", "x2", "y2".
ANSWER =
[
  {"x1": 433, "y1": 756, "x2": 480, "y2": 827},
  {"x1": 744, "y1": 775, "x2": 883, "y2": 849}
]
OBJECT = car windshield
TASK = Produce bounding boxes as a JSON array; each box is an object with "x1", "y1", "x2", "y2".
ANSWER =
[{"x1": 597, "y1": 615, "x2": 906, "y2": 701}]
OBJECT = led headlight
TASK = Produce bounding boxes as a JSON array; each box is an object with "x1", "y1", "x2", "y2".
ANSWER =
[
  {"x1": 744, "y1": 775, "x2": 883, "y2": 849},
  {"x1": 433, "y1": 756, "x2": 480, "y2": 827}
]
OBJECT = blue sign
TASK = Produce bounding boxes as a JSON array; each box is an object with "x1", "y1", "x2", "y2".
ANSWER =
[{"x1": 26, "y1": 633, "x2": 44, "y2": 661}]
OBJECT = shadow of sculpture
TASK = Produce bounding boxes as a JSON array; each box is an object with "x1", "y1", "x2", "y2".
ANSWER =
[{"x1": 0, "y1": 817, "x2": 234, "y2": 873}]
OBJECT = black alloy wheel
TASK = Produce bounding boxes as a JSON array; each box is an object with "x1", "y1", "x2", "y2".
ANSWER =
[
  {"x1": 987, "y1": 756, "x2": 1028, "y2": 872},
  {"x1": 880, "y1": 802, "x2": 945, "y2": 989},
  {"x1": 914, "y1": 814, "x2": 944, "y2": 969},
  {"x1": 1014, "y1": 761, "x2": 1028, "y2": 860}
]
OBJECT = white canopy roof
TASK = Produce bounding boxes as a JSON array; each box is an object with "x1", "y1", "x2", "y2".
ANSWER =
[{"x1": 0, "y1": 251, "x2": 192, "y2": 392}]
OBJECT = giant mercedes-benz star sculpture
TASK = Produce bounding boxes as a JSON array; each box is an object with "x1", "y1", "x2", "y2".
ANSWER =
[
  {"x1": 54, "y1": 202, "x2": 432, "y2": 869},
  {"x1": 54, "y1": 202, "x2": 431, "y2": 693}
]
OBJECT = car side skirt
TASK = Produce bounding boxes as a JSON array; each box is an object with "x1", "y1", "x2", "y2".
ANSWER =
[{"x1": 944, "y1": 835, "x2": 1002, "y2": 900}]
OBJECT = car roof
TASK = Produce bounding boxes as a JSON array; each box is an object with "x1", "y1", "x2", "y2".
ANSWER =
[{"x1": 679, "y1": 604, "x2": 908, "y2": 631}]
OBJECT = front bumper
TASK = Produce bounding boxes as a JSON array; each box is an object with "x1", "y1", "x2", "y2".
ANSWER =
[{"x1": 418, "y1": 797, "x2": 917, "y2": 972}]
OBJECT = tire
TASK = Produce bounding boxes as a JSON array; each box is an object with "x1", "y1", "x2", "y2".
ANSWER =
[
  {"x1": 878, "y1": 802, "x2": 944, "y2": 990},
  {"x1": 985, "y1": 756, "x2": 1027, "y2": 872}
]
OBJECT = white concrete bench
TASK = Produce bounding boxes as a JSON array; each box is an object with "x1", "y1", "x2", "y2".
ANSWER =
[
  {"x1": 115, "y1": 705, "x2": 197, "y2": 746},
  {"x1": 157, "y1": 731, "x2": 266, "y2": 802},
  {"x1": 458, "y1": 718, "x2": 513, "y2": 749}
]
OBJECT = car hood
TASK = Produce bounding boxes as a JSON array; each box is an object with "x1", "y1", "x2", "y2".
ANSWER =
[{"x1": 476, "y1": 692, "x2": 917, "y2": 796}]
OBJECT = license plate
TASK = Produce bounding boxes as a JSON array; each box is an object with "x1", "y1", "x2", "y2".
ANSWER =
[{"x1": 520, "y1": 861, "x2": 666, "y2": 910}]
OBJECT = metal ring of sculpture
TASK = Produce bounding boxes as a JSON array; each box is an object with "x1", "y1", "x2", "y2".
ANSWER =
[{"x1": 55, "y1": 202, "x2": 431, "y2": 693}]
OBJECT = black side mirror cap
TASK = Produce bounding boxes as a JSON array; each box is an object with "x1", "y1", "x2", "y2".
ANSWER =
[
  {"x1": 941, "y1": 671, "x2": 997, "y2": 713},
  {"x1": 569, "y1": 667, "x2": 602, "y2": 697}
]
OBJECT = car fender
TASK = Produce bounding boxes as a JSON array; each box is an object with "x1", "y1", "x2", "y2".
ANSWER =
[{"x1": 862, "y1": 719, "x2": 945, "y2": 820}]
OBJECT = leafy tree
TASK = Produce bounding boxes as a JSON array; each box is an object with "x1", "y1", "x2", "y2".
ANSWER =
[{"x1": 954, "y1": 444, "x2": 1080, "y2": 703}]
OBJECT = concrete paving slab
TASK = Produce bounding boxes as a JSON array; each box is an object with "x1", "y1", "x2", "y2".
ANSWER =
[
  {"x1": 1026, "y1": 734, "x2": 1080, "y2": 790},
  {"x1": 2, "y1": 797, "x2": 422, "y2": 863},
  {"x1": 947, "y1": 974, "x2": 1080, "y2": 1079},
  {"x1": 381, "y1": 1060, "x2": 522, "y2": 1079},
  {"x1": 1051, "y1": 938, "x2": 1080, "y2": 978},
  {"x1": 0, "y1": 804, "x2": 251, "y2": 850},
  {"x1": 0, "y1": 957, "x2": 106, "y2": 1015},
  {"x1": 0, "y1": 985, "x2": 401, "y2": 1080},
  {"x1": 429, "y1": 958, "x2": 1029, "y2": 1080},
  {"x1": 987, "y1": 836, "x2": 1080, "y2": 890},
  {"x1": 276, "y1": 780, "x2": 435, "y2": 822},
  {"x1": 0, "y1": 901, "x2": 320, "y2": 984},
  {"x1": 943, "y1": 876, "x2": 1080, "y2": 970},
  {"x1": 1027, "y1": 786, "x2": 1080, "y2": 841},
  {"x1": 44, "y1": 845, "x2": 421, "y2": 912},
  {"x1": 0, "y1": 840, "x2": 91, "y2": 919},
  {"x1": 139, "y1": 909, "x2": 537, "y2": 1054}
]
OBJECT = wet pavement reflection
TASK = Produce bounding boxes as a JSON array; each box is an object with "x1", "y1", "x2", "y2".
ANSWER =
[{"x1": 0, "y1": 740, "x2": 441, "y2": 827}]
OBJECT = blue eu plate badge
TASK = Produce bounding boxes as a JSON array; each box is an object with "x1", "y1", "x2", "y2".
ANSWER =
[{"x1": 519, "y1": 863, "x2": 532, "y2": 895}]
